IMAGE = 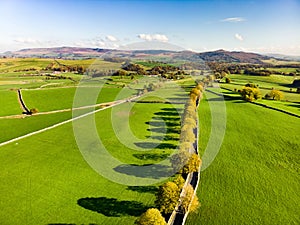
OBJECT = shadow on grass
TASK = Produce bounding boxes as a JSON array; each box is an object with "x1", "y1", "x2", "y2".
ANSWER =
[
  {"x1": 146, "y1": 135, "x2": 180, "y2": 141},
  {"x1": 287, "y1": 103, "x2": 300, "y2": 109},
  {"x1": 152, "y1": 116, "x2": 180, "y2": 121},
  {"x1": 146, "y1": 121, "x2": 180, "y2": 127},
  {"x1": 127, "y1": 185, "x2": 158, "y2": 194},
  {"x1": 114, "y1": 164, "x2": 172, "y2": 179},
  {"x1": 133, "y1": 153, "x2": 170, "y2": 161},
  {"x1": 148, "y1": 127, "x2": 180, "y2": 134},
  {"x1": 77, "y1": 197, "x2": 148, "y2": 217},
  {"x1": 134, "y1": 142, "x2": 177, "y2": 149},
  {"x1": 166, "y1": 97, "x2": 187, "y2": 103},
  {"x1": 154, "y1": 111, "x2": 180, "y2": 117},
  {"x1": 160, "y1": 107, "x2": 183, "y2": 112}
]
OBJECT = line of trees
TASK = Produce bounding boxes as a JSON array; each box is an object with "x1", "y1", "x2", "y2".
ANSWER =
[{"x1": 135, "y1": 82, "x2": 205, "y2": 225}]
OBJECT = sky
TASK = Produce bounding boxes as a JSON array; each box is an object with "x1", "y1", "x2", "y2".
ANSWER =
[{"x1": 0, "y1": 0, "x2": 299, "y2": 55}]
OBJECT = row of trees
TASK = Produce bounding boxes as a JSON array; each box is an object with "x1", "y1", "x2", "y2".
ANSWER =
[{"x1": 135, "y1": 82, "x2": 205, "y2": 225}]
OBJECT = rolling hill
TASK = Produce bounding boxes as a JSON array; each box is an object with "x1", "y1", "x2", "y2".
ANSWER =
[{"x1": 1, "y1": 47, "x2": 294, "y2": 64}]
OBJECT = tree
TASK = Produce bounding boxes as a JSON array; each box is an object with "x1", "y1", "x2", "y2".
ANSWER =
[
  {"x1": 170, "y1": 149, "x2": 191, "y2": 173},
  {"x1": 155, "y1": 182, "x2": 180, "y2": 214},
  {"x1": 240, "y1": 87, "x2": 261, "y2": 101},
  {"x1": 225, "y1": 77, "x2": 231, "y2": 83},
  {"x1": 180, "y1": 184, "x2": 200, "y2": 213},
  {"x1": 268, "y1": 89, "x2": 284, "y2": 100},
  {"x1": 189, "y1": 88, "x2": 201, "y2": 101},
  {"x1": 173, "y1": 174, "x2": 185, "y2": 190},
  {"x1": 135, "y1": 208, "x2": 166, "y2": 225},
  {"x1": 180, "y1": 127, "x2": 195, "y2": 143},
  {"x1": 182, "y1": 153, "x2": 201, "y2": 174}
]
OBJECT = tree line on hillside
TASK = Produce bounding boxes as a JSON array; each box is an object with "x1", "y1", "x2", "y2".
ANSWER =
[{"x1": 207, "y1": 62, "x2": 300, "y2": 77}]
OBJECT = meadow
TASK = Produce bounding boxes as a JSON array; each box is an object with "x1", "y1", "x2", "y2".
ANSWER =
[
  {"x1": 0, "y1": 72, "x2": 187, "y2": 224},
  {"x1": 0, "y1": 58, "x2": 299, "y2": 225},
  {"x1": 186, "y1": 88, "x2": 300, "y2": 224},
  {"x1": 221, "y1": 74, "x2": 300, "y2": 115}
]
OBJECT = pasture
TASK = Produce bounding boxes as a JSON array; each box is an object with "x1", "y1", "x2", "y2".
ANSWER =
[
  {"x1": 186, "y1": 88, "x2": 300, "y2": 224},
  {"x1": 0, "y1": 74, "x2": 186, "y2": 224},
  {"x1": 221, "y1": 74, "x2": 300, "y2": 115},
  {"x1": 0, "y1": 58, "x2": 299, "y2": 224}
]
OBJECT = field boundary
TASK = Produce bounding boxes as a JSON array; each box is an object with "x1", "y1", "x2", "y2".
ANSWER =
[
  {"x1": 0, "y1": 95, "x2": 140, "y2": 147},
  {"x1": 168, "y1": 94, "x2": 202, "y2": 225},
  {"x1": 220, "y1": 87, "x2": 300, "y2": 118},
  {"x1": 17, "y1": 89, "x2": 31, "y2": 114}
]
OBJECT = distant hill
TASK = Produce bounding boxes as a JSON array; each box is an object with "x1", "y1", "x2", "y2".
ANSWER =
[
  {"x1": 196, "y1": 49, "x2": 272, "y2": 64},
  {"x1": 265, "y1": 53, "x2": 300, "y2": 62},
  {"x1": 2, "y1": 47, "x2": 111, "y2": 58},
  {"x1": 1, "y1": 47, "x2": 289, "y2": 64}
]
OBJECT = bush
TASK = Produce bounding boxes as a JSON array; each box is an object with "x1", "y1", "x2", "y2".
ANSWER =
[
  {"x1": 173, "y1": 175, "x2": 185, "y2": 190},
  {"x1": 225, "y1": 77, "x2": 231, "y2": 83},
  {"x1": 30, "y1": 108, "x2": 39, "y2": 114},
  {"x1": 180, "y1": 185, "x2": 200, "y2": 213},
  {"x1": 155, "y1": 182, "x2": 180, "y2": 214},
  {"x1": 135, "y1": 208, "x2": 166, "y2": 225},
  {"x1": 170, "y1": 149, "x2": 191, "y2": 173},
  {"x1": 182, "y1": 153, "x2": 201, "y2": 174},
  {"x1": 268, "y1": 89, "x2": 284, "y2": 100},
  {"x1": 240, "y1": 87, "x2": 261, "y2": 101}
]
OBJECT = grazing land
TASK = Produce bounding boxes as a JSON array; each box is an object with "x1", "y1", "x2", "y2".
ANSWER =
[
  {"x1": 187, "y1": 89, "x2": 299, "y2": 225},
  {"x1": 0, "y1": 56, "x2": 299, "y2": 224}
]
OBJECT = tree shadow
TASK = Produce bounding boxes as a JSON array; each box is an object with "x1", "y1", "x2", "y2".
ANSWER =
[
  {"x1": 146, "y1": 121, "x2": 180, "y2": 127},
  {"x1": 166, "y1": 97, "x2": 187, "y2": 102},
  {"x1": 77, "y1": 197, "x2": 148, "y2": 217},
  {"x1": 154, "y1": 111, "x2": 180, "y2": 117},
  {"x1": 208, "y1": 95, "x2": 241, "y2": 101},
  {"x1": 147, "y1": 127, "x2": 180, "y2": 134},
  {"x1": 114, "y1": 164, "x2": 172, "y2": 179},
  {"x1": 134, "y1": 142, "x2": 177, "y2": 149},
  {"x1": 160, "y1": 107, "x2": 183, "y2": 112},
  {"x1": 152, "y1": 116, "x2": 180, "y2": 121},
  {"x1": 133, "y1": 153, "x2": 170, "y2": 161},
  {"x1": 127, "y1": 186, "x2": 158, "y2": 194},
  {"x1": 146, "y1": 135, "x2": 179, "y2": 141}
]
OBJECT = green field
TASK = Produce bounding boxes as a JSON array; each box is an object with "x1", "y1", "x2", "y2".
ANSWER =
[
  {"x1": 0, "y1": 77, "x2": 187, "y2": 224},
  {"x1": 0, "y1": 100, "x2": 178, "y2": 224},
  {"x1": 0, "y1": 58, "x2": 299, "y2": 224},
  {"x1": 221, "y1": 74, "x2": 300, "y2": 115},
  {"x1": 186, "y1": 89, "x2": 300, "y2": 224}
]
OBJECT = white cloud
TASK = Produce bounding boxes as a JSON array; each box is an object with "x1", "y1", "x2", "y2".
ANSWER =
[
  {"x1": 105, "y1": 35, "x2": 118, "y2": 42},
  {"x1": 74, "y1": 38, "x2": 119, "y2": 49},
  {"x1": 14, "y1": 37, "x2": 41, "y2": 44},
  {"x1": 235, "y1": 33, "x2": 244, "y2": 41},
  {"x1": 221, "y1": 17, "x2": 246, "y2": 22},
  {"x1": 138, "y1": 34, "x2": 169, "y2": 42}
]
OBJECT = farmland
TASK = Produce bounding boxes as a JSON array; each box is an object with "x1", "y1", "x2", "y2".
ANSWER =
[
  {"x1": 187, "y1": 89, "x2": 299, "y2": 224},
  {"x1": 0, "y1": 56, "x2": 299, "y2": 225}
]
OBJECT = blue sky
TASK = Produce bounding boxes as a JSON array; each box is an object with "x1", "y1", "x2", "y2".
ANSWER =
[{"x1": 0, "y1": 0, "x2": 299, "y2": 55}]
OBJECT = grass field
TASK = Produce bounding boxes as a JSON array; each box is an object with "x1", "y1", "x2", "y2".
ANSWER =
[
  {"x1": 221, "y1": 74, "x2": 300, "y2": 115},
  {"x1": 0, "y1": 58, "x2": 299, "y2": 224},
  {"x1": 186, "y1": 88, "x2": 300, "y2": 224},
  {"x1": 0, "y1": 80, "x2": 187, "y2": 224}
]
